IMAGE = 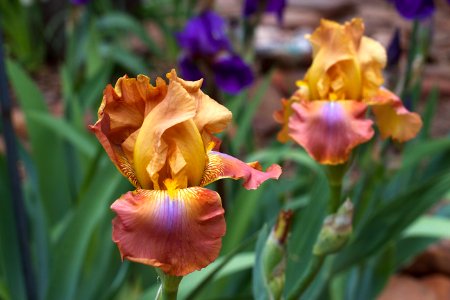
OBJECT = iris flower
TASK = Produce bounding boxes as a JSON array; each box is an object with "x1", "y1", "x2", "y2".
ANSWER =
[
  {"x1": 243, "y1": 0, "x2": 287, "y2": 23},
  {"x1": 389, "y1": 0, "x2": 435, "y2": 19},
  {"x1": 177, "y1": 11, "x2": 254, "y2": 94},
  {"x1": 90, "y1": 70, "x2": 281, "y2": 276},
  {"x1": 274, "y1": 19, "x2": 422, "y2": 165}
]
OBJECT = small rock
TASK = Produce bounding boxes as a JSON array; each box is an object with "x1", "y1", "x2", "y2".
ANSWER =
[
  {"x1": 422, "y1": 275, "x2": 450, "y2": 300},
  {"x1": 377, "y1": 275, "x2": 436, "y2": 300}
]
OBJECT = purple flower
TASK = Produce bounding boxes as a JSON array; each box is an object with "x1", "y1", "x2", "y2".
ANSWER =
[
  {"x1": 177, "y1": 11, "x2": 231, "y2": 56},
  {"x1": 212, "y1": 54, "x2": 254, "y2": 94},
  {"x1": 177, "y1": 11, "x2": 254, "y2": 94},
  {"x1": 389, "y1": 0, "x2": 435, "y2": 19},
  {"x1": 243, "y1": 0, "x2": 287, "y2": 23},
  {"x1": 71, "y1": 0, "x2": 90, "y2": 5},
  {"x1": 387, "y1": 29, "x2": 401, "y2": 67}
]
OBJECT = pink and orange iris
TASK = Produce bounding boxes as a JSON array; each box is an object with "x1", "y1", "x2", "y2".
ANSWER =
[
  {"x1": 274, "y1": 18, "x2": 422, "y2": 165},
  {"x1": 90, "y1": 70, "x2": 281, "y2": 276}
]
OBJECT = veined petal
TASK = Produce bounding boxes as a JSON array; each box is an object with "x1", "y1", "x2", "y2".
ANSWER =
[
  {"x1": 200, "y1": 151, "x2": 282, "y2": 189},
  {"x1": 368, "y1": 88, "x2": 422, "y2": 141},
  {"x1": 288, "y1": 100, "x2": 374, "y2": 165},
  {"x1": 111, "y1": 187, "x2": 225, "y2": 276}
]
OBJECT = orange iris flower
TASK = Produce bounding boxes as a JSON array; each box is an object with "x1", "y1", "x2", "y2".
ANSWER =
[
  {"x1": 274, "y1": 18, "x2": 422, "y2": 165},
  {"x1": 90, "y1": 70, "x2": 281, "y2": 276}
]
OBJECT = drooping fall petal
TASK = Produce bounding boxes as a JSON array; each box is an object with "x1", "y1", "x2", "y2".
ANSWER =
[
  {"x1": 367, "y1": 88, "x2": 422, "y2": 141},
  {"x1": 111, "y1": 187, "x2": 225, "y2": 276},
  {"x1": 200, "y1": 151, "x2": 282, "y2": 189},
  {"x1": 288, "y1": 100, "x2": 374, "y2": 165}
]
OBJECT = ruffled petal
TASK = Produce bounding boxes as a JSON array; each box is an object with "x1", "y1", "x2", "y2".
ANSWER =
[
  {"x1": 288, "y1": 100, "x2": 374, "y2": 165},
  {"x1": 167, "y1": 70, "x2": 232, "y2": 146},
  {"x1": 368, "y1": 88, "x2": 422, "y2": 141},
  {"x1": 357, "y1": 36, "x2": 387, "y2": 98},
  {"x1": 200, "y1": 151, "x2": 282, "y2": 189},
  {"x1": 133, "y1": 78, "x2": 204, "y2": 189},
  {"x1": 305, "y1": 19, "x2": 363, "y2": 100},
  {"x1": 111, "y1": 187, "x2": 225, "y2": 276},
  {"x1": 89, "y1": 75, "x2": 167, "y2": 187}
]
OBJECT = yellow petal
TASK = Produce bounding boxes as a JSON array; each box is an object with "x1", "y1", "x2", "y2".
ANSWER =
[
  {"x1": 358, "y1": 37, "x2": 387, "y2": 98},
  {"x1": 167, "y1": 69, "x2": 232, "y2": 146},
  {"x1": 368, "y1": 88, "x2": 422, "y2": 141},
  {"x1": 305, "y1": 19, "x2": 363, "y2": 100},
  {"x1": 133, "y1": 80, "x2": 205, "y2": 189}
]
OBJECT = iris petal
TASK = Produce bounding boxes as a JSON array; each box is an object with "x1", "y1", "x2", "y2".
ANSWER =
[
  {"x1": 133, "y1": 80, "x2": 202, "y2": 189},
  {"x1": 111, "y1": 187, "x2": 225, "y2": 276},
  {"x1": 167, "y1": 70, "x2": 232, "y2": 146},
  {"x1": 368, "y1": 88, "x2": 422, "y2": 141},
  {"x1": 89, "y1": 75, "x2": 168, "y2": 187},
  {"x1": 288, "y1": 100, "x2": 374, "y2": 165},
  {"x1": 200, "y1": 151, "x2": 282, "y2": 189}
]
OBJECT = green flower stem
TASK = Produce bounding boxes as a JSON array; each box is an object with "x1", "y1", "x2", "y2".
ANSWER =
[
  {"x1": 328, "y1": 182, "x2": 342, "y2": 214},
  {"x1": 324, "y1": 163, "x2": 347, "y2": 213},
  {"x1": 286, "y1": 255, "x2": 325, "y2": 300},
  {"x1": 155, "y1": 270, "x2": 182, "y2": 300}
]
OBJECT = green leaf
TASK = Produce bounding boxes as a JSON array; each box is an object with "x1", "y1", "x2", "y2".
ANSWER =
[
  {"x1": 333, "y1": 172, "x2": 450, "y2": 273},
  {"x1": 6, "y1": 59, "x2": 71, "y2": 225},
  {"x1": 140, "y1": 253, "x2": 256, "y2": 300},
  {"x1": 231, "y1": 72, "x2": 273, "y2": 153},
  {"x1": 96, "y1": 12, "x2": 162, "y2": 57},
  {"x1": 0, "y1": 156, "x2": 26, "y2": 300},
  {"x1": 27, "y1": 111, "x2": 97, "y2": 158},
  {"x1": 46, "y1": 160, "x2": 127, "y2": 300},
  {"x1": 101, "y1": 44, "x2": 150, "y2": 75},
  {"x1": 403, "y1": 216, "x2": 450, "y2": 238},
  {"x1": 252, "y1": 224, "x2": 271, "y2": 300}
]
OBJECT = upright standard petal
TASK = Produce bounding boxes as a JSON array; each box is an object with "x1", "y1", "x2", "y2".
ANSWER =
[
  {"x1": 167, "y1": 70, "x2": 232, "y2": 145},
  {"x1": 200, "y1": 151, "x2": 282, "y2": 189},
  {"x1": 133, "y1": 79, "x2": 205, "y2": 189},
  {"x1": 367, "y1": 88, "x2": 422, "y2": 141},
  {"x1": 89, "y1": 75, "x2": 168, "y2": 187},
  {"x1": 288, "y1": 100, "x2": 374, "y2": 165},
  {"x1": 305, "y1": 19, "x2": 363, "y2": 100},
  {"x1": 111, "y1": 187, "x2": 225, "y2": 276}
]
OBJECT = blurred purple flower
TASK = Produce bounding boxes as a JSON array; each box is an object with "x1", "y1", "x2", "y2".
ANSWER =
[
  {"x1": 389, "y1": 0, "x2": 435, "y2": 19},
  {"x1": 71, "y1": 0, "x2": 90, "y2": 5},
  {"x1": 177, "y1": 11, "x2": 231, "y2": 56},
  {"x1": 243, "y1": 0, "x2": 287, "y2": 23},
  {"x1": 212, "y1": 54, "x2": 254, "y2": 94},
  {"x1": 387, "y1": 28, "x2": 401, "y2": 67},
  {"x1": 177, "y1": 11, "x2": 253, "y2": 94}
]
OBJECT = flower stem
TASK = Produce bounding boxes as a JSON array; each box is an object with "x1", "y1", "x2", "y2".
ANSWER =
[
  {"x1": 286, "y1": 255, "x2": 325, "y2": 300},
  {"x1": 328, "y1": 182, "x2": 342, "y2": 214},
  {"x1": 324, "y1": 164, "x2": 347, "y2": 213},
  {"x1": 155, "y1": 270, "x2": 182, "y2": 300}
]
